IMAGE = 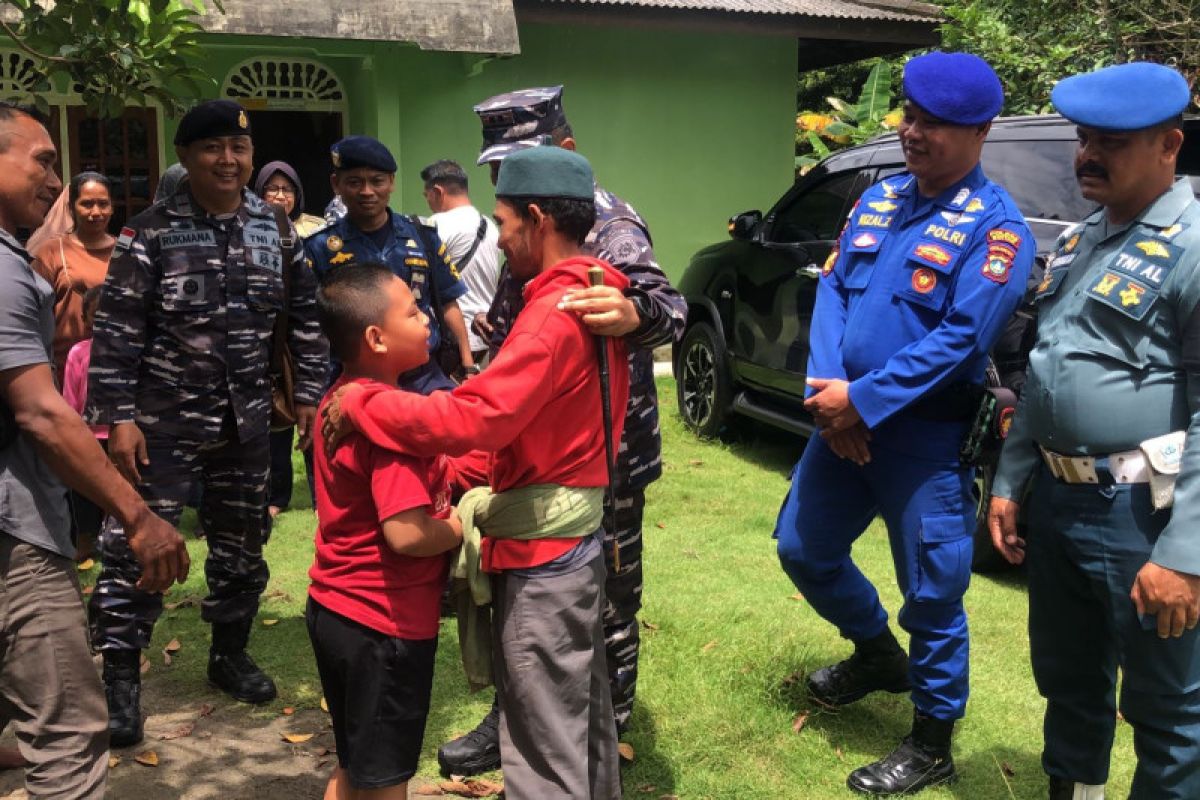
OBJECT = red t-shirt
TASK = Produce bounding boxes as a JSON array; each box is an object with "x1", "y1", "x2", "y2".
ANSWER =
[
  {"x1": 309, "y1": 378, "x2": 452, "y2": 640},
  {"x1": 341, "y1": 257, "x2": 631, "y2": 573}
]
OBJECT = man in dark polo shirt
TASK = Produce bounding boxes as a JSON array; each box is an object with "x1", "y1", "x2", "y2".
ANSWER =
[{"x1": 0, "y1": 103, "x2": 190, "y2": 797}]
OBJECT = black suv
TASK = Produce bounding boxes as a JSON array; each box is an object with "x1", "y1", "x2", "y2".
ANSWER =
[{"x1": 673, "y1": 114, "x2": 1200, "y2": 570}]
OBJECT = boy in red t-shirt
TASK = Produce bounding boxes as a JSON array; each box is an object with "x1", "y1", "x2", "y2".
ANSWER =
[{"x1": 308, "y1": 263, "x2": 463, "y2": 800}]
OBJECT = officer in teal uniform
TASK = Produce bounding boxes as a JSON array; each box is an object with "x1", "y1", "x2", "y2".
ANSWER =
[
  {"x1": 774, "y1": 52, "x2": 1035, "y2": 795},
  {"x1": 990, "y1": 62, "x2": 1200, "y2": 800},
  {"x1": 306, "y1": 136, "x2": 472, "y2": 394}
]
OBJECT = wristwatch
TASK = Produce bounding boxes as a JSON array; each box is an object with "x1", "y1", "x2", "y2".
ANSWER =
[{"x1": 464, "y1": 364, "x2": 482, "y2": 375}]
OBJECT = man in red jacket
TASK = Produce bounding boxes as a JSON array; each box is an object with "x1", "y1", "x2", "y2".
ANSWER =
[{"x1": 322, "y1": 146, "x2": 628, "y2": 800}]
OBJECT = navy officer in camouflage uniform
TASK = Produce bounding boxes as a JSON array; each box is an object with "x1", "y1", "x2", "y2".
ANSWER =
[
  {"x1": 87, "y1": 100, "x2": 328, "y2": 746},
  {"x1": 306, "y1": 136, "x2": 473, "y2": 394},
  {"x1": 439, "y1": 85, "x2": 687, "y2": 776},
  {"x1": 990, "y1": 63, "x2": 1200, "y2": 800}
]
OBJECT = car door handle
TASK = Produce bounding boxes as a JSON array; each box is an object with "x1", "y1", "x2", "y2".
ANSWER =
[{"x1": 798, "y1": 263, "x2": 821, "y2": 279}]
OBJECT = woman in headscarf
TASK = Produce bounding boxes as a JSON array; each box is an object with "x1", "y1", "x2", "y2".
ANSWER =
[
  {"x1": 30, "y1": 171, "x2": 116, "y2": 377},
  {"x1": 255, "y1": 161, "x2": 325, "y2": 516}
]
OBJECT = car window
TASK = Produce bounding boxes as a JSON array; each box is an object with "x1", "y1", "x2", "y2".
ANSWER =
[
  {"x1": 770, "y1": 169, "x2": 872, "y2": 243},
  {"x1": 981, "y1": 140, "x2": 1094, "y2": 221}
]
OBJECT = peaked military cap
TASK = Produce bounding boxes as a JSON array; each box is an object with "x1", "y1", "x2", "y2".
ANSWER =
[
  {"x1": 174, "y1": 100, "x2": 251, "y2": 146},
  {"x1": 903, "y1": 52, "x2": 1004, "y2": 125},
  {"x1": 495, "y1": 147, "x2": 593, "y2": 201},
  {"x1": 473, "y1": 85, "x2": 567, "y2": 165},
  {"x1": 330, "y1": 136, "x2": 397, "y2": 173},
  {"x1": 1052, "y1": 62, "x2": 1190, "y2": 132}
]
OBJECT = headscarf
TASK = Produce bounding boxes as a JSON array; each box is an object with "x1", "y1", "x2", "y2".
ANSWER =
[
  {"x1": 254, "y1": 161, "x2": 306, "y2": 221},
  {"x1": 154, "y1": 163, "x2": 189, "y2": 204}
]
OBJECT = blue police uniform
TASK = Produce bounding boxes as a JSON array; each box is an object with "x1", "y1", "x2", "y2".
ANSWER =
[
  {"x1": 307, "y1": 212, "x2": 467, "y2": 393},
  {"x1": 993, "y1": 63, "x2": 1200, "y2": 799},
  {"x1": 776, "y1": 166, "x2": 1035, "y2": 715}
]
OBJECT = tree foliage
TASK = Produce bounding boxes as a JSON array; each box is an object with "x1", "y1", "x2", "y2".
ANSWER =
[
  {"x1": 796, "y1": 60, "x2": 903, "y2": 172},
  {"x1": 940, "y1": 0, "x2": 1198, "y2": 115},
  {"x1": 0, "y1": 0, "x2": 222, "y2": 117}
]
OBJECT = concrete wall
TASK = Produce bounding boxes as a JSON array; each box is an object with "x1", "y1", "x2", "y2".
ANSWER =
[{"x1": 173, "y1": 21, "x2": 797, "y2": 282}]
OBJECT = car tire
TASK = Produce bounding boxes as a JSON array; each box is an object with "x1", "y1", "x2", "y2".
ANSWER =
[
  {"x1": 676, "y1": 322, "x2": 733, "y2": 439},
  {"x1": 971, "y1": 460, "x2": 1014, "y2": 573}
]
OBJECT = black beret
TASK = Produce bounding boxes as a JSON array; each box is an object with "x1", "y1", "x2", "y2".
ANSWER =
[
  {"x1": 330, "y1": 136, "x2": 397, "y2": 173},
  {"x1": 174, "y1": 100, "x2": 251, "y2": 146}
]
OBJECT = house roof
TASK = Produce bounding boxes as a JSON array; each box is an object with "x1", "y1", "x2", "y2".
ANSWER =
[
  {"x1": 197, "y1": 0, "x2": 522, "y2": 54},
  {"x1": 532, "y1": 0, "x2": 941, "y2": 24}
]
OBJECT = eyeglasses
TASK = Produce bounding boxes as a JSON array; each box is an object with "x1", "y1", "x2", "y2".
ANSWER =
[{"x1": 263, "y1": 184, "x2": 296, "y2": 196}]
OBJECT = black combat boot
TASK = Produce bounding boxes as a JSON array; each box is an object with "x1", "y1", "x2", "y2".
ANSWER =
[
  {"x1": 807, "y1": 628, "x2": 911, "y2": 708},
  {"x1": 208, "y1": 618, "x2": 277, "y2": 703},
  {"x1": 847, "y1": 711, "x2": 957, "y2": 796},
  {"x1": 437, "y1": 697, "x2": 501, "y2": 777},
  {"x1": 103, "y1": 649, "x2": 144, "y2": 748}
]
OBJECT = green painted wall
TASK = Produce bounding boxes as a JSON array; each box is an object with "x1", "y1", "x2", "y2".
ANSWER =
[
  {"x1": 390, "y1": 23, "x2": 798, "y2": 282},
  {"x1": 173, "y1": 22, "x2": 797, "y2": 282}
]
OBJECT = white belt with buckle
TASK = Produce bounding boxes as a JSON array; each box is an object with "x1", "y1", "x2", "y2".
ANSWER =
[{"x1": 1038, "y1": 446, "x2": 1149, "y2": 484}]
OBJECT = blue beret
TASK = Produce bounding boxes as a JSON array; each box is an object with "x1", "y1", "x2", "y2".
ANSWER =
[
  {"x1": 903, "y1": 52, "x2": 1004, "y2": 125},
  {"x1": 331, "y1": 136, "x2": 397, "y2": 173},
  {"x1": 473, "y1": 85, "x2": 566, "y2": 165},
  {"x1": 174, "y1": 100, "x2": 250, "y2": 146},
  {"x1": 1052, "y1": 62, "x2": 1190, "y2": 131},
  {"x1": 495, "y1": 147, "x2": 593, "y2": 201}
]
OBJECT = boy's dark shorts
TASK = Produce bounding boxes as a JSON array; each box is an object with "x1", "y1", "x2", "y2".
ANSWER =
[{"x1": 305, "y1": 597, "x2": 437, "y2": 789}]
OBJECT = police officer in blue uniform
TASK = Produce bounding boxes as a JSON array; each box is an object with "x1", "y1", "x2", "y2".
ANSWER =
[
  {"x1": 306, "y1": 136, "x2": 473, "y2": 394},
  {"x1": 774, "y1": 52, "x2": 1035, "y2": 795},
  {"x1": 990, "y1": 63, "x2": 1200, "y2": 800}
]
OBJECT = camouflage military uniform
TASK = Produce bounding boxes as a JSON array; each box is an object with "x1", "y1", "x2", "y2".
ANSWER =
[
  {"x1": 486, "y1": 184, "x2": 685, "y2": 732},
  {"x1": 87, "y1": 187, "x2": 327, "y2": 651}
]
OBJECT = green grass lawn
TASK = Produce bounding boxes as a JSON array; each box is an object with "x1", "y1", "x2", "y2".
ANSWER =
[{"x1": 87, "y1": 377, "x2": 1138, "y2": 798}]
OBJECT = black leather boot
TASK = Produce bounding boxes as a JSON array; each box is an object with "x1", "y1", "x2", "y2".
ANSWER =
[
  {"x1": 102, "y1": 649, "x2": 143, "y2": 748},
  {"x1": 437, "y1": 696, "x2": 501, "y2": 777},
  {"x1": 208, "y1": 618, "x2": 277, "y2": 703},
  {"x1": 807, "y1": 628, "x2": 911, "y2": 708},
  {"x1": 847, "y1": 711, "x2": 957, "y2": 795}
]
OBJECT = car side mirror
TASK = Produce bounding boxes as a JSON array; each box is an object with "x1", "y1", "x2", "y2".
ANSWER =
[{"x1": 728, "y1": 210, "x2": 762, "y2": 241}]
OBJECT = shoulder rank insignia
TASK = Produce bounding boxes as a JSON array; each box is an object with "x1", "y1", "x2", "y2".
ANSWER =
[
  {"x1": 1120, "y1": 283, "x2": 1146, "y2": 307},
  {"x1": 951, "y1": 187, "x2": 970, "y2": 208},
  {"x1": 1092, "y1": 272, "x2": 1121, "y2": 297},
  {"x1": 1160, "y1": 223, "x2": 1185, "y2": 240},
  {"x1": 821, "y1": 247, "x2": 838, "y2": 276},
  {"x1": 330, "y1": 251, "x2": 354, "y2": 265},
  {"x1": 326, "y1": 235, "x2": 343, "y2": 252},
  {"x1": 1134, "y1": 240, "x2": 1171, "y2": 258},
  {"x1": 406, "y1": 239, "x2": 419, "y2": 249},
  {"x1": 1063, "y1": 232, "x2": 1082, "y2": 253}
]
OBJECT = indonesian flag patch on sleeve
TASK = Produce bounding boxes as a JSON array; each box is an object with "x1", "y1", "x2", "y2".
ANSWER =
[{"x1": 115, "y1": 226, "x2": 136, "y2": 252}]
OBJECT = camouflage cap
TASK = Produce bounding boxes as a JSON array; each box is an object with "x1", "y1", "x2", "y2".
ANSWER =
[{"x1": 473, "y1": 85, "x2": 567, "y2": 166}]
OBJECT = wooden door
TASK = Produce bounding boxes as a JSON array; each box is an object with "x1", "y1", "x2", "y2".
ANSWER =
[{"x1": 67, "y1": 107, "x2": 160, "y2": 230}]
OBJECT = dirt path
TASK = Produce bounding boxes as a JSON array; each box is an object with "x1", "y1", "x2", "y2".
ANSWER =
[{"x1": 0, "y1": 672, "x2": 446, "y2": 799}]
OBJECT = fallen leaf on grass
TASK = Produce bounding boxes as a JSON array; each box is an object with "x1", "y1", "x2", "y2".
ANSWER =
[
  {"x1": 1001, "y1": 761, "x2": 1015, "y2": 778},
  {"x1": 700, "y1": 639, "x2": 718, "y2": 653},
  {"x1": 641, "y1": 621, "x2": 660, "y2": 632},
  {"x1": 159, "y1": 723, "x2": 194, "y2": 741},
  {"x1": 835, "y1": 747, "x2": 844, "y2": 761},
  {"x1": 282, "y1": 707, "x2": 295, "y2": 716},
  {"x1": 139, "y1": 654, "x2": 150, "y2": 675},
  {"x1": 789, "y1": 592, "x2": 805, "y2": 602},
  {"x1": 637, "y1": 785, "x2": 656, "y2": 794},
  {"x1": 164, "y1": 638, "x2": 181, "y2": 653},
  {"x1": 262, "y1": 619, "x2": 280, "y2": 627},
  {"x1": 320, "y1": 697, "x2": 329, "y2": 713},
  {"x1": 198, "y1": 703, "x2": 214, "y2": 717},
  {"x1": 282, "y1": 733, "x2": 315, "y2": 744},
  {"x1": 688, "y1": 459, "x2": 704, "y2": 467},
  {"x1": 781, "y1": 672, "x2": 803, "y2": 687},
  {"x1": 655, "y1": 522, "x2": 666, "y2": 529},
  {"x1": 134, "y1": 750, "x2": 159, "y2": 767},
  {"x1": 77, "y1": 559, "x2": 95, "y2": 571},
  {"x1": 439, "y1": 781, "x2": 471, "y2": 795},
  {"x1": 617, "y1": 742, "x2": 635, "y2": 762},
  {"x1": 792, "y1": 712, "x2": 809, "y2": 733},
  {"x1": 164, "y1": 596, "x2": 199, "y2": 611},
  {"x1": 108, "y1": 756, "x2": 121, "y2": 769},
  {"x1": 437, "y1": 779, "x2": 504, "y2": 798},
  {"x1": 413, "y1": 787, "x2": 444, "y2": 796}
]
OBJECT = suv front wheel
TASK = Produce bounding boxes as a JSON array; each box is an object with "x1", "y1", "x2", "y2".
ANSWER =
[{"x1": 676, "y1": 322, "x2": 733, "y2": 438}]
